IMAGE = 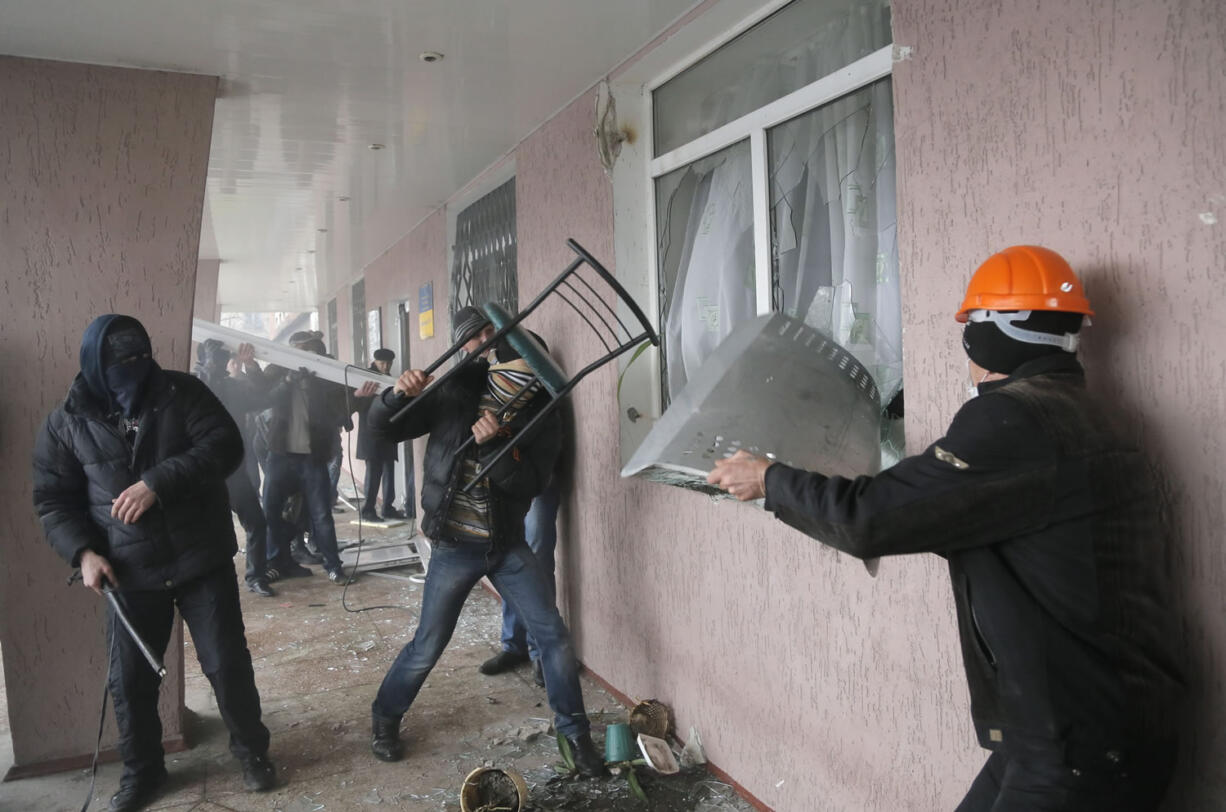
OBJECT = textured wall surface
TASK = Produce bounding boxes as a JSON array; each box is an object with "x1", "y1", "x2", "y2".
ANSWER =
[
  {"x1": 891, "y1": 1, "x2": 1225, "y2": 809},
  {"x1": 0, "y1": 56, "x2": 217, "y2": 770}
]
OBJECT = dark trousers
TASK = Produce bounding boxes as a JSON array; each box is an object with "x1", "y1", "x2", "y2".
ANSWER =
[
  {"x1": 363, "y1": 457, "x2": 396, "y2": 513},
  {"x1": 263, "y1": 452, "x2": 342, "y2": 571},
  {"x1": 107, "y1": 563, "x2": 269, "y2": 779},
  {"x1": 500, "y1": 477, "x2": 560, "y2": 661},
  {"x1": 955, "y1": 745, "x2": 1176, "y2": 812},
  {"x1": 373, "y1": 539, "x2": 590, "y2": 739},
  {"x1": 227, "y1": 469, "x2": 268, "y2": 585}
]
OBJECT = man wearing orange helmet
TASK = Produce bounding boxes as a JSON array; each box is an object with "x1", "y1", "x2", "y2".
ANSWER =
[{"x1": 708, "y1": 246, "x2": 1183, "y2": 810}]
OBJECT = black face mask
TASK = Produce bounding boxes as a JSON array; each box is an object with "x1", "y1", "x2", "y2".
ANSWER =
[
  {"x1": 103, "y1": 327, "x2": 154, "y2": 417},
  {"x1": 105, "y1": 356, "x2": 153, "y2": 417}
]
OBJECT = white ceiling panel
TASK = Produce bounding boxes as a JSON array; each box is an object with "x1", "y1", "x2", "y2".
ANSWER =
[{"x1": 0, "y1": 0, "x2": 699, "y2": 311}]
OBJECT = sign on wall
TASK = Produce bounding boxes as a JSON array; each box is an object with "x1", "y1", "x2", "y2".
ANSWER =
[{"x1": 418, "y1": 282, "x2": 434, "y2": 339}]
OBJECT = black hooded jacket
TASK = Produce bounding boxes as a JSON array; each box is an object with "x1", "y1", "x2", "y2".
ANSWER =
[
  {"x1": 763, "y1": 353, "x2": 1184, "y2": 769},
  {"x1": 366, "y1": 359, "x2": 560, "y2": 545},
  {"x1": 33, "y1": 316, "x2": 244, "y2": 591}
]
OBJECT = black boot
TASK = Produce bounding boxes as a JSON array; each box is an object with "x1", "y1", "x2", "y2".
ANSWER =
[
  {"x1": 566, "y1": 732, "x2": 608, "y2": 778},
  {"x1": 240, "y1": 753, "x2": 277, "y2": 791},
  {"x1": 108, "y1": 768, "x2": 168, "y2": 811},
  {"x1": 479, "y1": 649, "x2": 528, "y2": 675},
  {"x1": 371, "y1": 711, "x2": 404, "y2": 762}
]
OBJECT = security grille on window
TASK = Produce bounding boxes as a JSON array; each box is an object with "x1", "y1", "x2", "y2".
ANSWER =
[
  {"x1": 351, "y1": 279, "x2": 367, "y2": 366},
  {"x1": 449, "y1": 177, "x2": 518, "y2": 320},
  {"x1": 651, "y1": 0, "x2": 900, "y2": 451}
]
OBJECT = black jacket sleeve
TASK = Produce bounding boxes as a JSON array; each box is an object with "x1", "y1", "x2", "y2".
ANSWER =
[
  {"x1": 763, "y1": 392, "x2": 1059, "y2": 559},
  {"x1": 140, "y1": 377, "x2": 244, "y2": 503},
  {"x1": 32, "y1": 413, "x2": 106, "y2": 567},
  {"x1": 368, "y1": 386, "x2": 439, "y2": 442}
]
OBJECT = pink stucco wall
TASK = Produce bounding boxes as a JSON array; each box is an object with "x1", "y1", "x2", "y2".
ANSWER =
[
  {"x1": 0, "y1": 56, "x2": 217, "y2": 772},
  {"x1": 347, "y1": 2, "x2": 1224, "y2": 808},
  {"x1": 891, "y1": 2, "x2": 1226, "y2": 808}
]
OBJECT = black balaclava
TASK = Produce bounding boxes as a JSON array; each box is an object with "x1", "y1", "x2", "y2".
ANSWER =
[
  {"x1": 80, "y1": 314, "x2": 157, "y2": 417},
  {"x1": 962, "y1": 310, "x2": 1084, "y2": 374}
]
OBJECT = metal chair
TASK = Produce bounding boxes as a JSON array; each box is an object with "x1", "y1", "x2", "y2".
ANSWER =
[{"x1": 391, "y1": 238, "x2": 658, "y2": 491}]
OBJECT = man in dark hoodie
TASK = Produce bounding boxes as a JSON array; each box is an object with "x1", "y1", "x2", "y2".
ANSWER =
[
  {"x1": 194, "y1": 338, "x2": 276, "y2": 597},
  {"x1": 708, "y1": 247, "x2": 1183, "y2": 811},
  {"x1": 363, "y1": 306, "x2": 605, "y2": 778},
  {"x1": 33, "y1": 315, "x2": 276, "y2": 812}
]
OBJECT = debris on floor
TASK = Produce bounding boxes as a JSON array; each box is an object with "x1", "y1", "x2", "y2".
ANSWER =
[{"x1": 0, "y1": 508, "x2": 754, "y2": 812}]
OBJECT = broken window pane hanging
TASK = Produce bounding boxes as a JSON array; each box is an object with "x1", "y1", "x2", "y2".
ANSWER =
[{"x1": 768, "y1": 76, "x2": 902, "y2": 461}]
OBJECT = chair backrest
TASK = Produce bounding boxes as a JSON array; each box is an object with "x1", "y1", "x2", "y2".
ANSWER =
[{"x1": 389, "y1": 238, "x2": 658, "y2": 490}]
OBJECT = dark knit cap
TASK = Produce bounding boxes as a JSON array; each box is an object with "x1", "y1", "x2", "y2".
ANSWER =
[
  {"x1": 962, "y1": 310, "x2": 1084, "y2": 374},
  {"x1": 373, "y1": 348, "x2": 395, "y2": 362},
  {"x1": 452, "y1": 305, "x2": 491, "y2": 343}
]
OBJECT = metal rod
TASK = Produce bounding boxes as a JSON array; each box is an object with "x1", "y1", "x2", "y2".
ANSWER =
[{"x1": 103, "y1": 586, "x2": 167, "y2": 678}]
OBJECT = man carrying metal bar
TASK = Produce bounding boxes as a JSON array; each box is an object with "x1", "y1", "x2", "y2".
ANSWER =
[
  {"x1": 33, "y1": 315, "x2": 276, "y2": 811},
  {"x1": 365, "y1": 306, "x2": 606, "y2": 778},
  {"x1": 708, "y1": 247, "x2": 1184, "y2": 811}
]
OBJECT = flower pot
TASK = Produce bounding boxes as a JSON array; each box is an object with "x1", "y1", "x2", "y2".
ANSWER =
[{"x1": 459, "y1": 766, "x2": 529, "y2": 812}]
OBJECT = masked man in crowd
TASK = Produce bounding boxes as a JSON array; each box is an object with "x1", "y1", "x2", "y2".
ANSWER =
[{"x1": 33, "y1": 315, "x2": 276, "y2": 811}]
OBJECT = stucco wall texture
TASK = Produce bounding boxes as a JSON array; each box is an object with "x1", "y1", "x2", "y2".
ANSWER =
[
  {"x1": 356, "y1": 2, "x2": 1225, "y2": 809},
  {"x1": 0, "y1": 56, "x2": 217, "y2": 770}
]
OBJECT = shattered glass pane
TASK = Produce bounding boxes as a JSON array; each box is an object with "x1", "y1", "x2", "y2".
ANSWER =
[{"x1": 768, "y1": 76, "x2": 903, "y2": 462}]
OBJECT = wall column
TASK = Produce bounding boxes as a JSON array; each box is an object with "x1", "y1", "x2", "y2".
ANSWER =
[{"x1": 0, "y1": 56, "x2": 218, "y2": 777}]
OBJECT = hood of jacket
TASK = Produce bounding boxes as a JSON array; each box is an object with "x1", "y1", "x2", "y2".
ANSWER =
[{"x1": 78, "y1": 314, "x2": 159, "y2": 416}]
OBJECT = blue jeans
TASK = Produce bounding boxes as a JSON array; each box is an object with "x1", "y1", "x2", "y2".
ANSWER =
[
  {"x1": 372, "y1": 538, "x2": 590, "y2": 738},
  {"x1": 500, "y1": 479, "x2": 560, "y2": 661},
  {"x1": 262, "y1": 452, "x2": 342, "y2": 571}
]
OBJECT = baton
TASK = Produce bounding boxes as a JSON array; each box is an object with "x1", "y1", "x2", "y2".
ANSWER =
[{"x1": 68, "y1": 570, "x2": 167, "y2": 678}]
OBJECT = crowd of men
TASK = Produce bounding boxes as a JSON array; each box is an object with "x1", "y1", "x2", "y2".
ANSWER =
[{"x1": 31, "y1": 245, "x2": 1184, "y2": 812}]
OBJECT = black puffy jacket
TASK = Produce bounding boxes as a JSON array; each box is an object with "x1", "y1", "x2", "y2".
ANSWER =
[
  {"x1": 367, "y1": 360, "x2": 560, "y2": 545},
  {"x1": 763, "y1": 353, "x2": 1184, "y2": 770},
  {"x1": 33, "y1": 365, "x2": 244, "y2": 592}
]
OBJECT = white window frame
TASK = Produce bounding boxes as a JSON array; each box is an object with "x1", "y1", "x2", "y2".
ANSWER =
[{"x1": 617, "y1": 0, "x2": 897, "y2": 463}]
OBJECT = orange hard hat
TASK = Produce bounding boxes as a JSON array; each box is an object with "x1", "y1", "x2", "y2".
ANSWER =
[{"x1": 955, "y1": 246, "x2": 1094, "y2": 323}]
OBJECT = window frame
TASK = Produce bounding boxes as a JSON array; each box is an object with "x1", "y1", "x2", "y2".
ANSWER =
[{"x1": 646, "y1": 34, "x2": 894, "y2": 408}]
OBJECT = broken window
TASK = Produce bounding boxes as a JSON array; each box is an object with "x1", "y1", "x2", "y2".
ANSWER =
[
  {"x1": 768, "y1": 76, "x2": 900, "y2": 409},
  {"x1": 648, "y1": 0, "x2": 900, "y2": 462}
]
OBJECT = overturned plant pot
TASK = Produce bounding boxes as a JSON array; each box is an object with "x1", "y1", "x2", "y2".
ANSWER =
[{"x1": 460, "y1": 766, "x2": 529, "y2": 812}]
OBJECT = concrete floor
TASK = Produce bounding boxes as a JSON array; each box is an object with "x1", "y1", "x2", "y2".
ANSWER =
[{"x1": 1, "y1": 515, "x2": 754, "y2": 812}]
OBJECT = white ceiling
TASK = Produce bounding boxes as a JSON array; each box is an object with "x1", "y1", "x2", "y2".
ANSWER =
[{"x1": 0, "y1": 0, "x2": 698, "y2": 312}]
